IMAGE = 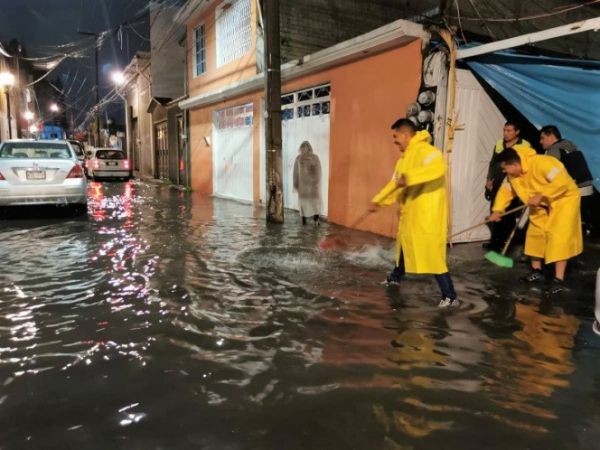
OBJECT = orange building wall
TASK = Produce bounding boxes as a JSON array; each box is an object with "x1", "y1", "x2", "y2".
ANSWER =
[
  {"x1": 187, "y1": 0, "x2": 258, "y2": 98},
  {"x1": 279, "y1": 40, "x2": 423, "y2": 237},
  {"x1": 189, "y1": 39, "x2": 422, "y2": 238}
]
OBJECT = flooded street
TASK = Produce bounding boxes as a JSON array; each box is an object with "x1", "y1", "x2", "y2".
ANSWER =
[{"x1": 1, "y1": 181, "x2": 599, "y2": 449}]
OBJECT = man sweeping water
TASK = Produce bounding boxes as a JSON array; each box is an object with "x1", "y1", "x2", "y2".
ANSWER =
[
  {"x1": 489, "y1": 148, "x2": 582, "y2": 294},
  {"x1": 370, "y1": 119, "x2": 458, "y2": 308}
]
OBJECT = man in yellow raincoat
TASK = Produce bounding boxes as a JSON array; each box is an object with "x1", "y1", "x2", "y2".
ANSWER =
[
  {"x1": 484, "y1": 121, "x2": 534, "y2": 251},
  {"x1": 370, "y1": 119, "x2": 457, "y2": 308},
  {"x1": 489, "y1": 148, "x2": 582, "y2": 293}
]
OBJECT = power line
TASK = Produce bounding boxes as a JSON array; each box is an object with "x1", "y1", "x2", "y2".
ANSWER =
[{"x1": 447, "y1": 0, "x2": 600, "y2": 22}]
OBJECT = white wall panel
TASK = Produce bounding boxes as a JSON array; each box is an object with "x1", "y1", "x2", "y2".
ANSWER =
[{"x1": 450, "y1": 69, "x2": 506, "y2": 242}]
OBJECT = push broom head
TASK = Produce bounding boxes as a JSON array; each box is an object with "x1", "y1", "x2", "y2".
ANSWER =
[
  {"x1": 485, "y1": 250, "x2": 514, "y2": 268},
  {"x1": 317, "y1": 236, "x2": 347, "y2": 251}
]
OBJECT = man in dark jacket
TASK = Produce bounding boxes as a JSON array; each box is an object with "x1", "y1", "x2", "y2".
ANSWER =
[
  {"x1": 540, "y1": 125, "x2": 595, "y2": 235},
  {"x1": 484, "y1": 121, "x2": 532, "y2": 251}
]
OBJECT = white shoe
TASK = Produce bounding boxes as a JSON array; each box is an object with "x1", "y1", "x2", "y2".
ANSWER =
[{"x1": 438, "y1": 297, "x2": 459, "y2": 308}]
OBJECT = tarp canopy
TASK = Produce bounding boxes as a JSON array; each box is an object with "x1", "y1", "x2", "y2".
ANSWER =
[{"x1": 465, "y1": 52, "x2": 600, "y2": 188}]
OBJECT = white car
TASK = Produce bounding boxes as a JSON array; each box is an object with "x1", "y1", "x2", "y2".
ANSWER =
[
  {"x1": 0, "y1": 140, "x2": 87, "y2": 211},
  {"x1": 85, "y1": 148, "x2": 132, "y2": 181}
]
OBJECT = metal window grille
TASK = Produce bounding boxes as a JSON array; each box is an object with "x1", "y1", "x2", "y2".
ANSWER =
[{"x1": 216, "y1": 0, "x2": 252, "y2": 68}]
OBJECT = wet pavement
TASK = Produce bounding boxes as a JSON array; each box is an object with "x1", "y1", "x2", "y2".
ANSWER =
[{"x1": 1, "y1": 180, "x2": 599, "y2": 450}]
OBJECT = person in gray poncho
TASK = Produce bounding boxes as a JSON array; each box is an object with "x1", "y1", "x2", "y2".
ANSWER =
[{"x1": 293, "y1": 141, "x2": 322, "y2": 225}]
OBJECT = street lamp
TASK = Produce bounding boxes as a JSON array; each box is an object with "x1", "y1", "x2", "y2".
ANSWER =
[
  {"x1": 0, "y1": 71, "x2": 15, "y2": 139},
  {"x1": 111, "y1": 71, "x2": 125, "y2": 85},
  {"x1": 49, "y1": 103, "x2": 59, "y2": 113}
]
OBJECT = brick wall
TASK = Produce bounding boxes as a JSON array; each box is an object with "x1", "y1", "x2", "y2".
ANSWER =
[{"x1": 278, "y1": 0, "x2": 435, "y2": 61}]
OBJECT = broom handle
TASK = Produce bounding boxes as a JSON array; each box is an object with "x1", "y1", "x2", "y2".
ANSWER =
[
  {"x1": 350, "y1": 185, "x2": 402, "y2": 229},
  {"x1": 449, "y1": 204, "x2": 528, "y2": 240},
  {"x1": 500, "y1": 207, "x2": 528, "y2": 255},
  {"x1": 349, "y1": 209, "x2": 374, "y2": 229}
]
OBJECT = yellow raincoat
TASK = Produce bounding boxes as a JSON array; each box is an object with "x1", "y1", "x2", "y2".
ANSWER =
[
  {"x1": 372, "y1": 131, "x2": 448, "y2": 274},
  {"x1": 493, "y1": 155, "x2": 582, "y2": 263}
]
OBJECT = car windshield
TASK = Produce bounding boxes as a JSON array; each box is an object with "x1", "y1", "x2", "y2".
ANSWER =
[
  {"x1": 69, "y1": 141, "x2": 84, "y2": 157},
  {"x1": 0, "y1": 142, "x2": 72, "y2": 159},
  {"x1": 96, "y1": 150, "x2": 126, "y2": 160}
]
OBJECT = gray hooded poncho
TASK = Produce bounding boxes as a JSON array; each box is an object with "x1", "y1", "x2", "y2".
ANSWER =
[{"x1": 293, "y1": 141, "x2": 322, "y2": 217}]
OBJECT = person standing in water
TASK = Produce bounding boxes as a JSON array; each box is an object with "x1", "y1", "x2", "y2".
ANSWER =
[
  {"x1": 370, "y1": 118, "x2": 458, "y2": 308},
  {"x1": 293, "y1": 141, "x2": 322, "y2": 225}
]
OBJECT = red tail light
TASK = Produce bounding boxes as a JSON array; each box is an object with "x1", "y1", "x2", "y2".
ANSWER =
[
  {"x1": 67, "y1": 164, "x2": 84, "y2": 179},
  {"x1": 123, "y1": 160, "x2": 130, "y2": 170},
  {"x1": 93, "y1": 160, "x2": 99, "y2": 170},
  {"x1": 0, "y1": 171, "x2": 5, "y2": 180}
]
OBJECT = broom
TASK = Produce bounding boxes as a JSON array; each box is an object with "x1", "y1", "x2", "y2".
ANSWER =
[
  {"x1": 448, "y1": 203, "x2": 528, "y2": 268},
  {"x1": 484, "y1": 207, "x2": 529, "y2": 268}
]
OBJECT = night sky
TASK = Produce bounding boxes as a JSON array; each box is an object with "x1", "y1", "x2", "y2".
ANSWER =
[{"x1": 0, "y1": 0, "x2": 155, "y2": 128}]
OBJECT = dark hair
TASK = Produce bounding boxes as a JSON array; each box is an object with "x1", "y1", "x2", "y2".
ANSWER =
[
  {"x1": 504, "y1": 121, "x2": 520, "y2": 131},
  {"x1": 390, "y1": 118, "x2": 416, "y2": 133},
  {"x1": 497, "y1": 147, "x2": 521, "y2": 165},
  {"x1": 540, "y1": 125, "x2": 562, "y2": 140}
]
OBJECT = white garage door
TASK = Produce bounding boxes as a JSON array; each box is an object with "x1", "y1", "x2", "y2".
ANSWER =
[
  {"x1": 213, "y1": 103, "x2": 254, "y2": 202},
  {"x1": 260, "y1": 84, "x2": 331, "y2": 216}
]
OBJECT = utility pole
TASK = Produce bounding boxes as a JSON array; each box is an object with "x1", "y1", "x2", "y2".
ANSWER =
[
  {"x1": 5, "y1": 88, "x2": 12, "y2": 139},
  {"x1": 263, "y1": 0, "x2": 284, "y2": 223},
  {"x1": 78, "y1": 31, "x2": 101, "y2": 147}
]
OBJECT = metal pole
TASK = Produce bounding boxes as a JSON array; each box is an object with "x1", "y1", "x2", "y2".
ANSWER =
[
  {"x1": 94, "y1": 36, "x2": 101, "y2": 147},
  {"x1": 5, "y1": 89, "x2": 12, "y2": 139},
  {"x1": 263, "y1": 0, "x2": 283, "y2": 223}
]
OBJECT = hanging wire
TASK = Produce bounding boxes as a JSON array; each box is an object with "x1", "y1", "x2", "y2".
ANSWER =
[
  {"x1": 24, "y1": 56, "x2": 69, "y2": 87},
  {"x1": 454, "y1": 0, "x2": 468, "y2": 43},
  {"x1": 127, "y1": 23, "x2": 151, "y2": 42},
  {"x1": 447, "y1": 0, "x2": 600, "y2": 22},
  {"x1": 0, "y1": 42, "x2": 12, "y2": 58}
]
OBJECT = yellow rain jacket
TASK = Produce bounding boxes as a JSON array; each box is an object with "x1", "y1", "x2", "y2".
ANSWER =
[
  {"x1": 493, "y1": 155, "x2": 582, "y2": 263},
  {"x1": 372, "y1": 131, "x2": 448, "y2": 274}
]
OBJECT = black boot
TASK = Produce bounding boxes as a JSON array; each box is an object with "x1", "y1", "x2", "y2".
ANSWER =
[{"x1": 519, "y1": 268, "x2": 544, "y2": 283}]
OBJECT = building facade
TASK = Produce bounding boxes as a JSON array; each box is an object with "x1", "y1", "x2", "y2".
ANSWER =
[{"x1": 176, "y1": 0, "x2": 429, "y2": 236}]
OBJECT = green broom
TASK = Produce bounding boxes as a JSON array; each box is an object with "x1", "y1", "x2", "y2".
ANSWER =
[
  {"x1": 484, "y1": 207, "x2": 529, "y2": 268},
  {"x1": 448, "y1": 204, "x2": 528, "y2": 268}
]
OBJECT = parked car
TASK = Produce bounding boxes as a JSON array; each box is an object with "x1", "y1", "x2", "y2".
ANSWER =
[
  {"x1": 85, "y1": 148, "x2": 132, "y2": 181},
  {"x1": 0, "y1": 140, "x2": 87, "y2": 212}
]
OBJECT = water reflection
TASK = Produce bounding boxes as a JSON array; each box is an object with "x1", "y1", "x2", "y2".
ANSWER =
[{"x1": 0, "y1": 181, "x2": 598, "y2": 449}]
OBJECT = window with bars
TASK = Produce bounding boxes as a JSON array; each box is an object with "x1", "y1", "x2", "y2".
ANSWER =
[
  {"x1": 193, "y1": 24, "x2": 206, "y2": 77},
  {"x1": 281, "y1": 84, "x2": 331, "y2": 121},
  {"x1": 216, "y1": 0, "x2": 252, "y2": 68}
]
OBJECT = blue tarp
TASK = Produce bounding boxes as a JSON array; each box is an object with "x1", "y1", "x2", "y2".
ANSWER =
[{"x1": 465, "y1": 52, "x2": 600, "y2": 188}]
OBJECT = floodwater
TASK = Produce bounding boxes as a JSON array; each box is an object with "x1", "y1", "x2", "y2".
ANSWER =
[{"x1": 1, "y1": 181, "x2": 599, "y2": 450}]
